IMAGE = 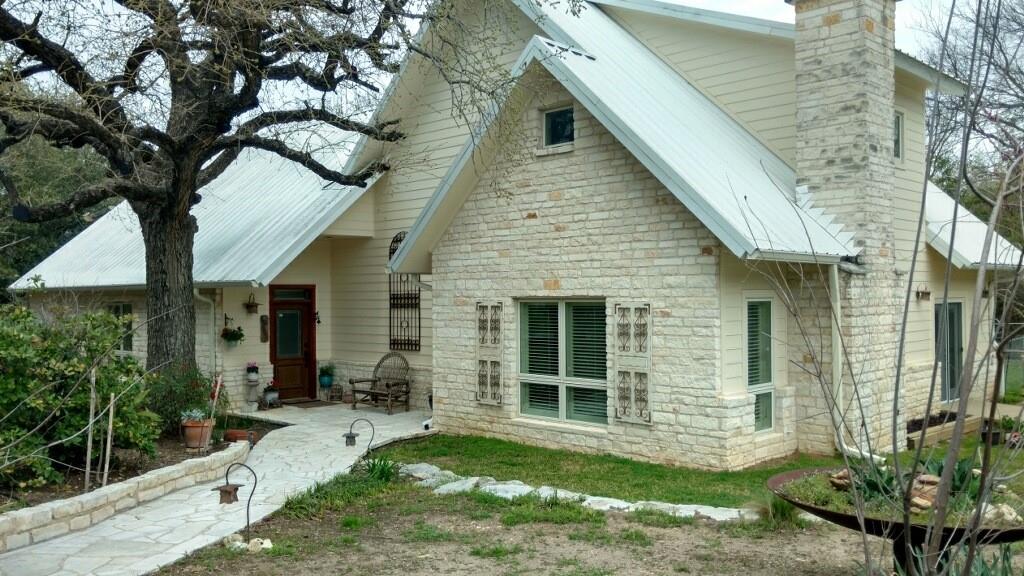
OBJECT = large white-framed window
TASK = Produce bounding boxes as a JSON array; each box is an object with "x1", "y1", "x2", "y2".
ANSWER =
[
  {"x1": 519, "y1": 300, "x2": 607, "y2": 425},
  {"x1": 745, "y1": 299, "x2": 773, "y2": 432},
  {"x1": 107, "y1": 302, "x2": 134, "y2": 354}
]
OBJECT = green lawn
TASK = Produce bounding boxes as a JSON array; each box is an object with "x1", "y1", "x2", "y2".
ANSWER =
[{"x1": 378, "y1": 434, "x2": 844, "y2": 508}]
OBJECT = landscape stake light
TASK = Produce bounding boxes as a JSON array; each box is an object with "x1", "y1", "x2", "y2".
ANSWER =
[
  {"x1": 213, "y1": 462, "x2": 258, "y2": 540},
  {"x1": 344, "y1": 418, "x2": 375, "y2": 449}
]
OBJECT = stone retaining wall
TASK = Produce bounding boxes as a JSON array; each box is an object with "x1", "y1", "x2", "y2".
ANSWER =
[{"x1": 0, "y1": 441, "x2": 250, "y2": 553}]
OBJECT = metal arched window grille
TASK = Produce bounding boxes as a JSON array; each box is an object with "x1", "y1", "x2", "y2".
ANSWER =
[{"x1": 389, "y1": 232, "x2": 421, "y2": 351}]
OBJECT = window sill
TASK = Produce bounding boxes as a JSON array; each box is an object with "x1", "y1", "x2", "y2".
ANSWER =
[
  {"x1": 512, "y1": 416, "x2": 609, "y2": 436},
  {"x1": 535, "y1": 143, "x2": 574, "y2": 157}
]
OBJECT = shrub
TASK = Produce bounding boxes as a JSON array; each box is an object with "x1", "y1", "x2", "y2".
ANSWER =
[
  {"x1": 361, "y1": 455, "x2": 398, "y2": 483},
  {"x1": 0, "y1": 304, "x2": 161, "y2": 487},
  {"x1": 145, "y1": 365, "x2": 228, "y2": 434}
]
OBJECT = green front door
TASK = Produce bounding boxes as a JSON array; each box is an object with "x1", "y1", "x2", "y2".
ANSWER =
[{"x1": 935, "y1": 302, "x2": 964, "y2": 402}]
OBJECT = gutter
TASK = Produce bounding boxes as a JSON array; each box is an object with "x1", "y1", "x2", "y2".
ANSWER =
[
  {"x1": 829, "y1": 264, "x2": 884, "y2": 465},
  {"x1": 194, "y1": 289, "x2": 218, "y2": 377}
]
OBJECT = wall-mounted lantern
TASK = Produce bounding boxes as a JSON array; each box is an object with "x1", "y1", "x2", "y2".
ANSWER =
[{"x1": 915, "y1": 285, "x2": 931, "y2": 301}]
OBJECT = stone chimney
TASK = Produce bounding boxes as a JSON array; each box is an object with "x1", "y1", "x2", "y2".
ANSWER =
[{"x1": 788, "y1": 0, "x2": 901, "y2": 452}]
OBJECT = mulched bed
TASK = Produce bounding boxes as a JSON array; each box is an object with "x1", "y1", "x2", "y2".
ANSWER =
[
  {"x1": 1, "y1": 416, "x2": 285, "y2": 513},
  {"x1": 906, "y1": 410, "x2": 960, "y2": 434},
  {"x1": 0, "y1": 436, "x2": 230, "y2": 513}
]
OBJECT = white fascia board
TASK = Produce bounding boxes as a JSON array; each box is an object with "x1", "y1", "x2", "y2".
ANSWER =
[
  {"x1": 256, "y1": 175, "x2": 381, "y2": 285},
  {"x1": 747, "y1": 249, "x2": 842, "y2": 265},
  {"x1": 593, "y1": 0, "x2": 794, "y2": 38}
]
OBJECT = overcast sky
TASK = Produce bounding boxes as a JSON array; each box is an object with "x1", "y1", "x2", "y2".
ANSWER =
[{"x1": 669, "y1": 0, "x2": 949, "y2": 57}]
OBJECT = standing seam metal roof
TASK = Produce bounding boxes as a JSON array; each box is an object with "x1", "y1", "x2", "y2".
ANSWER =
[
  {"x1": 10, "y1": 149, "x2": 375, "y2": 290},
  {"x1": 389, "y1": 0, "x2": 859, "y2": 273}
]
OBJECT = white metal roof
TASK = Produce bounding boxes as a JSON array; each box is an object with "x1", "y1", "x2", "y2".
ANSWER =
[
  {"x1": 592, "y1": 0, "x2": 968, "y2": 95},
  {"x1": 389, "y1": 1, "x2": 858, "y2": 273},
  {"x1": 925, "y1": 182, "x2": 1022, "y2": 269},
  {"x1": 10, "y1": 149, "x2": 376, "y2": 290}
]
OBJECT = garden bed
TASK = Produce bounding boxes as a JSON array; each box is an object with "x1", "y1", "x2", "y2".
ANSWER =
[
  {"x1": 906, "y1": 412, "x2": 981, "y2": 450},
  {"x1": 1, "y1": 416, "x2": 283, "y2": 514},
  {"x1": 0, "y1": 436, "x2": 230, "y2": 513}
]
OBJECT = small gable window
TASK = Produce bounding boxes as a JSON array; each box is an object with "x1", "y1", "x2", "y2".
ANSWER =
[
  {"x1": 544, "y1": 107, "x2": 574, "y2": 147},
  {"x1": 894, "y1": 111, "x2": 904, "y2": 160}
]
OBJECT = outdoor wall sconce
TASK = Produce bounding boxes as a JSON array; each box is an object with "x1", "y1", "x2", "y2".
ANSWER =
[
  {"x1": 212, "y1": 462, "x2": 258, "y2": 540},
  {"x1": 344, "y1": 418, "x2": 376, "y2": 449},
  {"x1": 915, "y1": 285, "x2": 931, "y2": 301}
]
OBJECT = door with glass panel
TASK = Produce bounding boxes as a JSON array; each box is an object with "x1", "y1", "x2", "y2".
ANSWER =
[
  {"x1": 270, "y1": 286, "x2": 316, "y2": 400},
  {"x1": 935, "y1": 301, "x2": 964, "y2": 402}
]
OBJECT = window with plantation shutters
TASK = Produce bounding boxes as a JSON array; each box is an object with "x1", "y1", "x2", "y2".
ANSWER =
[
  {"x1": 519, "y1": 301, "x2": 608, "y2": 425},
  {"x1": 476, "y1": 302, "x2": 503, "y2": 404},
  {"x1": 613, "y1": 303, "x2": 652, "y2": 424},
  {"x1": 746, "y1": 300, "x2": 773, "y2": 432}
]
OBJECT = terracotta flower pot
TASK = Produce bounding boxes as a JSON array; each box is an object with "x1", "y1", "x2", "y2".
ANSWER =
[
  {"x1": 224, "y1": 429, "x2": 259, "y2": 444},
  {"x1": 182, "y1": 419, "x2": 214, "y2": 448}
]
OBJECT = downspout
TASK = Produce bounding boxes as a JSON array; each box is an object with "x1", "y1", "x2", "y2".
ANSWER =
[
  {"x1": 194, "y1": 289, "x2": 217, "y2": 377},
  {"x1": 830, "y1": 264, "x2": 884, "y2": 464}
]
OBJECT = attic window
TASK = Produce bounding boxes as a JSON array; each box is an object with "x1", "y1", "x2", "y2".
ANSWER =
[
  {"x1": 544, "y1": 107, "x2": 574, "y2": 147},
  {"x1": 894, "y1": 112, "x2": 904, "y2": 160}
]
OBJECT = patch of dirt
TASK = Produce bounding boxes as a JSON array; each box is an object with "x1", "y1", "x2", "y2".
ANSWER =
[
  {"x1": 907, "y1": 410, "x2": 962, "y2": 434},
  {"x1": 0, "y1": 436, "x2": 233, "y2": 512},
  {"x1": 159, "y1": 484, "x2": 880, "y2": 576}
]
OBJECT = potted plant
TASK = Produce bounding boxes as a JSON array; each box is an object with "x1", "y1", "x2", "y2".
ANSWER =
[
  {"x1": 246, "y1": 362, "x2": 260, "y2": 384},
  {"x1": 221, "y1": 325, "x2": 245, "y2": 346},
  {"x1": 263, "y1": 380, "x2": 280, "y2": 407},
  {"x1": 318, "y1": 363, "x2": 336, "y2": 389},
  {"x1": 181, "y1": 407, "x2": 213, "y2": 448}
]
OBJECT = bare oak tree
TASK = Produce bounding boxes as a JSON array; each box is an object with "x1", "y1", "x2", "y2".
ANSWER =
[{"x1": 0, "y1": 0, "x2": 526, "y2": 370}]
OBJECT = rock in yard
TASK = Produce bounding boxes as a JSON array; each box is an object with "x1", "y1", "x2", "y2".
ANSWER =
[
  {"x1": 910, "y1": 496, "x2": 932, "y2": 510},
  {"x1": 400, "y1": 463, "x2": 442, "y2": 480},
  {"x1": 582, "y1": 496, "x2": 632, "y2": 512},
  {"x1": 917, "y1": 474, "x2": 940, "y2": 486},
  {"x1": 480, "y1": 481, "x2": 535, "y2": 500},
  {"x1": 434, "y1": 477, "x2": 484, "y2": 495},
  {"x1": 829, "y1": 469, "x2": 852, "y2": 491},
  {"x1": 692, "y1": 506, "x2": 743, "y2": 522},
  {"x1": 222, "y1": 533, "x2": 246, "y2": 551},
  {"x1": 536, "y1": 486, "x2": 585, "y2": 502},
  {"x1": 983, "y1": 503, "x2": 1023, "y2": 524},
  {"x1": 416, "y1": 471, "x2": 461, "y2": 488}
]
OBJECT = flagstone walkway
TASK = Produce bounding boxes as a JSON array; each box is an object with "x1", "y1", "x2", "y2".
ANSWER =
[{"x1": 0, "y1": 405, "x2": 429, "y2": 576}]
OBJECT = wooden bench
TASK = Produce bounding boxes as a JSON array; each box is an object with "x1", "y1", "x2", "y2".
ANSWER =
[{"x1": 350, "y1": 352, "x2": 411, "y2": 415}]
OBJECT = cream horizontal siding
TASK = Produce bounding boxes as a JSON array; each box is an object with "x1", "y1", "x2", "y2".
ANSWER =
[
  {"x1": 608, "y1": 8, "x2": 798, "y2": 163},
  {"x1": 328, "y1": 4, "x2": 542, "y2": 375}
]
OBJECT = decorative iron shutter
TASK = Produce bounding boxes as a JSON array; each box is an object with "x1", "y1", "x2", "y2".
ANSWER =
[
  {"x1": 476, "y1": 302, "x2": 503, "y2": 404},
  {"x1": 613, "y1": 303, "x2": 652, "y2": 424}
]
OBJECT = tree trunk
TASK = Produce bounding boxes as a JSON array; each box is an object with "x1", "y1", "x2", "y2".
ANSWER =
[{"x1": 138, "y1": 205, "x2": 197, "y2": 372}]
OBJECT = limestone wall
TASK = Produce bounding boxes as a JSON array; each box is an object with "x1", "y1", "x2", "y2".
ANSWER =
[{"x1": 0, "y1": 441, "x2": 249, "y2": 553}]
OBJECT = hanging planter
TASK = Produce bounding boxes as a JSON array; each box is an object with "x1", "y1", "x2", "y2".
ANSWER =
[
  {"x1": 221, "y1": 326, "x2": 245, "y2": 346},
  {"x1": 243, "y1": 293, "x2": 261, "y2": 314}
]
